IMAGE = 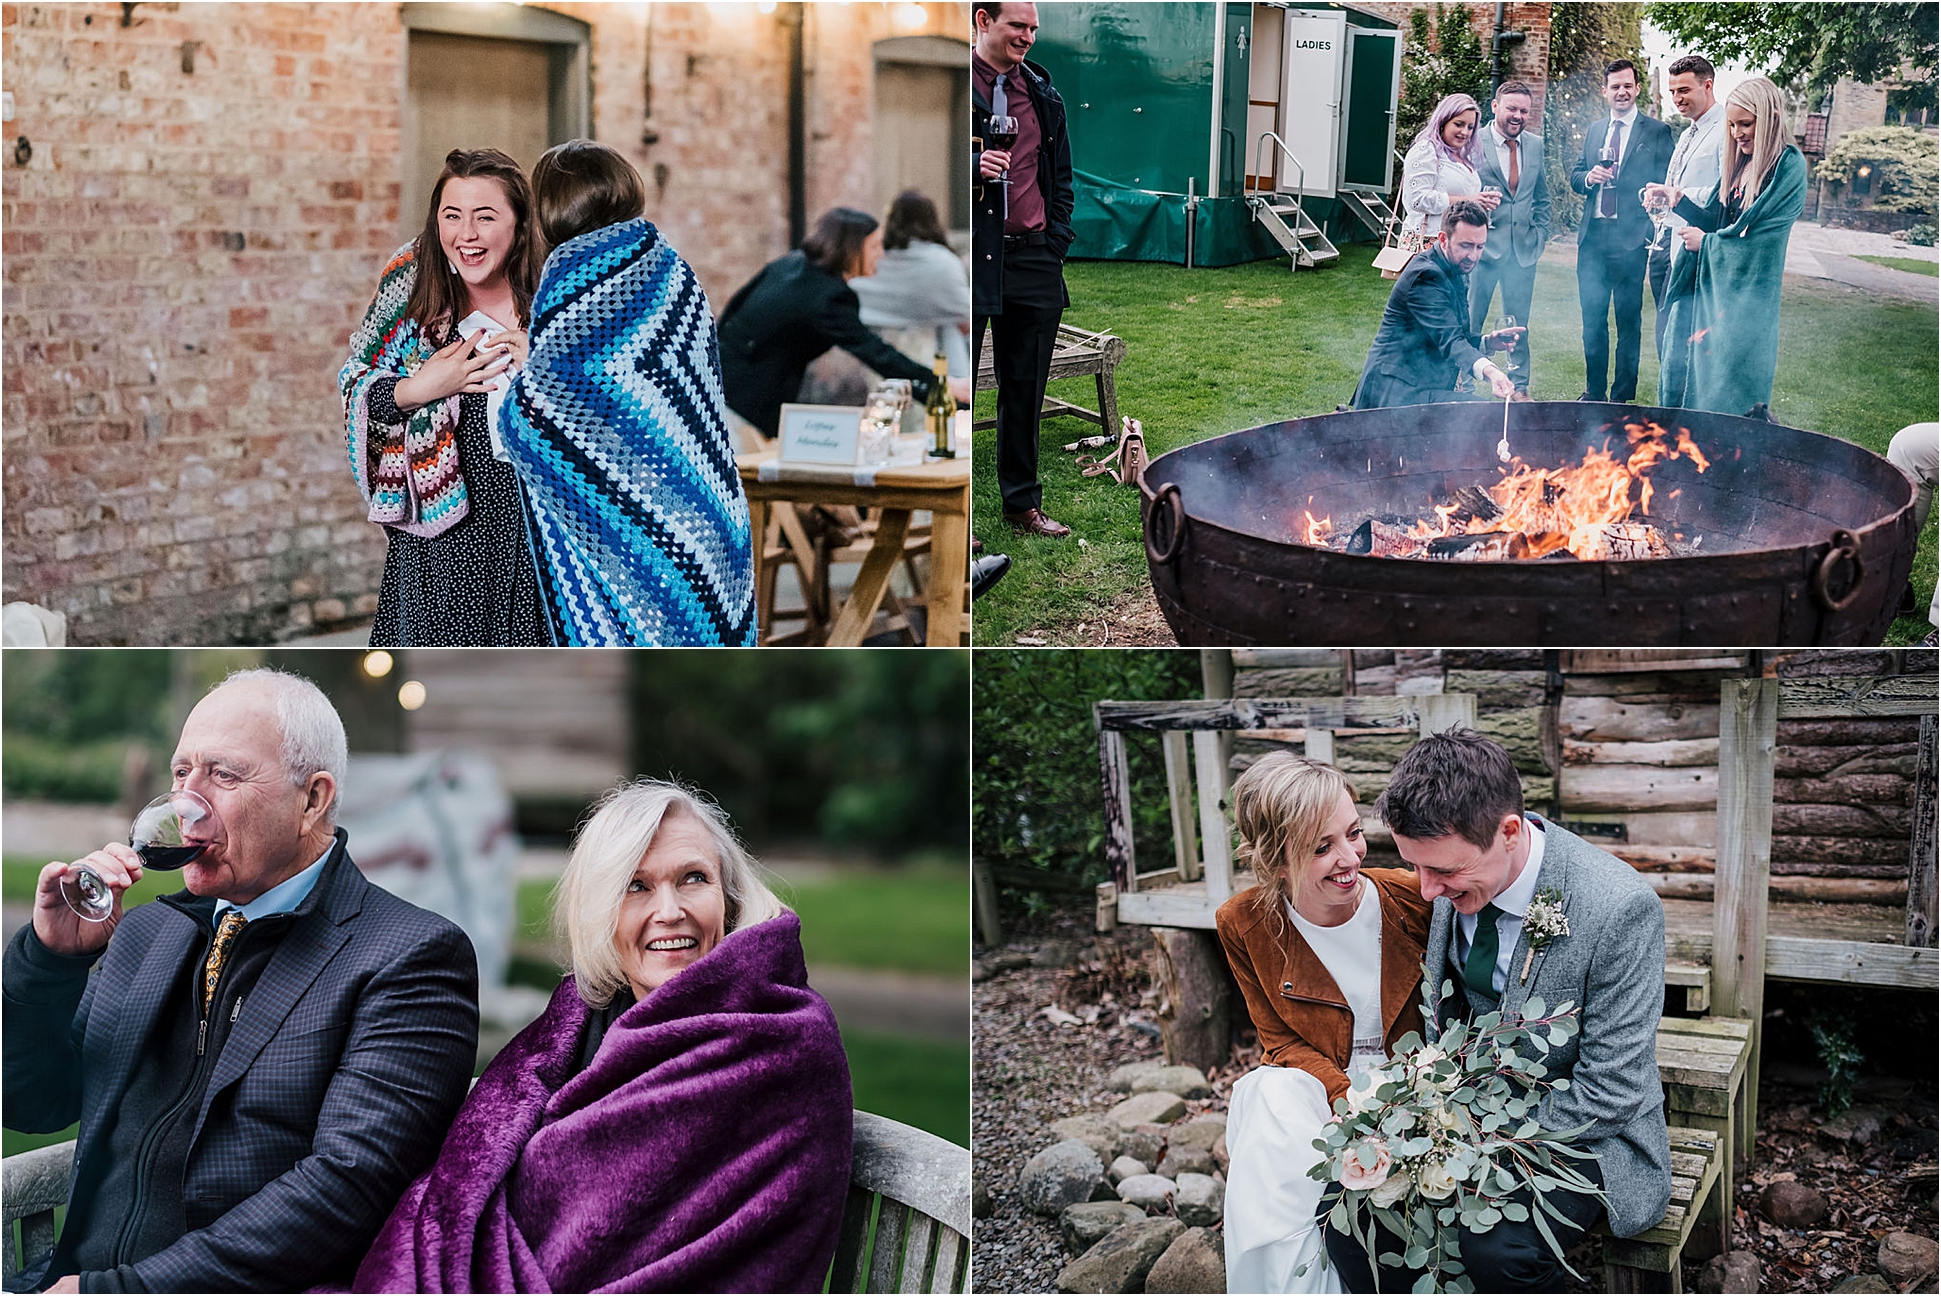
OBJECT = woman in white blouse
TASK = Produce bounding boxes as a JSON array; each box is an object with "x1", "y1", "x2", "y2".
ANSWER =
[{"x1": 1398, "y1": 93, "x2": 1500, "y2": 256}]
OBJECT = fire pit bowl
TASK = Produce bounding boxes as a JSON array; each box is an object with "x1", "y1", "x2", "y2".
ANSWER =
[{"x1": 1140, "y1": 401, "x2": 1917, "y2": 646}]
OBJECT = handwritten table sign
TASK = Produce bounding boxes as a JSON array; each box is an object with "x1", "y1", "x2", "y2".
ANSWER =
[{"x1": 778, "y1": 403, "x2": 866, "y2": 466}]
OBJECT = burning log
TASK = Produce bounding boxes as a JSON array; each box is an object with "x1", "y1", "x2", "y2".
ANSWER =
[
  {"x1": 1593, "y1": 522, "x2": 1672, "y2": 561},
  {"x1": 1447, "y1": 485, "x2": 1502, "y2": 527},
  {"x1": 1345, "y1": 518, "x2": 1426, "y2": 558},
  {"x1": 1426, "y1": 532, "x2": 1530, "y2": 562}
]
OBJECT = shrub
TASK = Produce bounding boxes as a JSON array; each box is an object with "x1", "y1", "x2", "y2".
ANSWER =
[
  {"x1": 1817, "y1": 125, "x2": 1939, "y2": 213},
  {"x1": 1904, "y1": 221, "x2": 1938, "y2": 246}
]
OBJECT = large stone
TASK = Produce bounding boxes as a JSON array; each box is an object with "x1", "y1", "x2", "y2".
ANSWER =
[
  {"x1": 1829, "y1": 1277, "x2": 1892, "y2": 1295},
  {"x1": 1695, "y1": 1251, "x2": 1760, "y2": 1293},
  {"x1": 1169, "y1": 1114, "x2": 1227, "y2": 1150},
  {"x1": 1033, "y1": 940, "x2": 1079, "y2": 968},
  {"x1": 1105, "y1": 1061, "x2": 1212, "y2": 1099},
  {"x1": 1051, "y1": 1114, "x2": 1125, "y2": 1165},
  {"x1": 1158, "y1": 1145, "x2": 1217, "y2": 1179},
  {"x1": 1144, "y1": 1227, "x2": 1226, "y2": 1294},
  {"x1": 1117, "y1": 1173, "x2": 1177, "y2": 1211},
  {"x1": 1820, "y1": 1105, "x2": 1885, "y2": 1145},
  {"x1": 1061, "y1": 1201, "x2": 1148, "y2": 1255},
  {"x1": 1880, "y1": 1231, "x2": 1940, "y2": 1286},
  {"x1": 1124, "y1": 1125, "x2": 1166, "y2": 1164},
  {"x1": 1760, "y1": 1180, "x2": 1828, "y2": 1229},
  {"x1": 1020, "y1": 1140, "x2": 1106, "y2": 1216},
  {"x1": 1055, "y1": 1218, "x2": 1186, "y2": 1294},
  {"x1": 973, "y1": 1171, "x2": 994, "y2": 1219},
  {"x1": 1108, "y1": 1156, "x2": 1149, "y2": 1186},
  {"x1": 1175, "y1": 1172, "x2": 1226, "y2": 1227},
  {"x1": 1211, "y1": 1131, "x2": 1229, "y2": 1173},
  {"x1": 1108, "y1": 1091, "x2": 1187, "y2": 1128}
]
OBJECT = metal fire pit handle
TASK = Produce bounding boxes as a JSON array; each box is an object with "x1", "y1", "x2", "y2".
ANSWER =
[
  {"x1": 1146, "y1": 481, "x2": 1186, "y2": 566},
  {"x1": 1811, "y1": 529, "x2": 1866, "y2": 612}
]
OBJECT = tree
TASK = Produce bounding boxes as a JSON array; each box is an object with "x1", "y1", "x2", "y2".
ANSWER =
[
  {"x1": 1644, "y1": 3, "x2": 1937, "y2": 105},
  {"x1": 1544, "y1": 3, "x2": 1650, "y2": 232},
  {"x1": 1397, "y1": 4, "x2": 1495, "y2": 154}
]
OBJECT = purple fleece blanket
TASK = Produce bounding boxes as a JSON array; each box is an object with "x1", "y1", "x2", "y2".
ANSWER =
[{"x1": 353, "y1": 913, "x2": 853, "y2": 1293}]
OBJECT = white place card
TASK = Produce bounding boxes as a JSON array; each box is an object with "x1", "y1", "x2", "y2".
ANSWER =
[{"x1": 778, "y1": 403, "x2": 866, "y2": 466}]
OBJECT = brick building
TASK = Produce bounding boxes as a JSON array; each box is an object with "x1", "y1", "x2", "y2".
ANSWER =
[
  {"x1": 2, "y1": 0, "x2": 969, "y2": 645},
  {"x1": 1358, "y1": 0, "x2": 1553, "y2": 112}
]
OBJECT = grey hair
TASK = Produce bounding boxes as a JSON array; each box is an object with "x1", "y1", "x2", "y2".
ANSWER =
[
  {"x1": 556, "y1": 778, "x2": 789, "y2": 1008},
  {"x1": 215, "y1": 668, "x2": 348, "y2": 821}
]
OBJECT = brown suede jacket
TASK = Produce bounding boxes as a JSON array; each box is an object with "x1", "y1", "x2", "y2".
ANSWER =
[{"x1": 1215, "y1": 868, "x2": 1434, "y2": 1106}]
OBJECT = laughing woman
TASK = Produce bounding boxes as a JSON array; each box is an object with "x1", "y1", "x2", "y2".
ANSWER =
[
  {"x1": 1216, "y1": 755, "x2": 1433, "y2": 1293},
  {"x1": 354, "y1": 780, "x2": 854, "y2": 1293},
  {"x1": 340, "y1": 149, "x2": 549, "y2": 645}
]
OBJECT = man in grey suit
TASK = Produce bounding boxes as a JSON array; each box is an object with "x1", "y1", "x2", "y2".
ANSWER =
[
  {"x1": 1469, "y1": 80, "x2": 1551, "y2": 392},
  {"x1": 1327, "y1": 728, "x2": 1672, "y2": 1293}
]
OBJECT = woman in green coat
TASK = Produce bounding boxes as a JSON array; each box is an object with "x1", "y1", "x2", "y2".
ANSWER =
[{"x1": 1649, "y1": 76, "x2": 1806, "y2": 417}]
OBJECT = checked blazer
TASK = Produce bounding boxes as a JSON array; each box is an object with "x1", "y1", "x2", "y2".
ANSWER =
[
  {"x1": 3, "y1": 831, "x2": 479, "y2": 1292},
  {"x1": 1421, "y1": 816, "x2": 1673, "y2": 1239}
]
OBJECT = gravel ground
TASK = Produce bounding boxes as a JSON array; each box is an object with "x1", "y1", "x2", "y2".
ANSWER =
[{"x1": 973, "y1": 921, "x2": 1169, "y2": 1294}]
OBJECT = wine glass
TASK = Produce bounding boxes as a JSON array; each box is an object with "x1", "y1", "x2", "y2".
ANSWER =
[
  {"x1": 860, "y1": 387, "x2": 899, "y2": 467},
  {"x1": 986, "y1": 114, "x2": 1020, "y2": 218},
  {"x1": 1639, "y1": 186, "x2": 1672, "y2": 251},
  {"x1": 60, "y1": 789, "x2": 213, "y2": 922},
  {"x1": 1497, "y1": 314, "x2": 1520, "y2": 375}
]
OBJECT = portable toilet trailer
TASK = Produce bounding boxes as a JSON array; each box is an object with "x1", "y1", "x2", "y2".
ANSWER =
[{"x1": 1025, "y1": 1, "x2": 1402, "y2": 269}]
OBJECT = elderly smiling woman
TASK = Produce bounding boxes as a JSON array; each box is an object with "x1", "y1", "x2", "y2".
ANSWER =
[{"x1": 353, "y1": 780, "x2": 854, "y2": 1293}]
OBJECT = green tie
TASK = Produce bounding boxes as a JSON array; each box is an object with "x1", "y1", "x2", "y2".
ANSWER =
[
  {"x1": 204, "y1": 910, "x2": 247, "y2": 1014},
  {"x1": 1463, "y1": 903, "x2": 1504, "y2": 998}
]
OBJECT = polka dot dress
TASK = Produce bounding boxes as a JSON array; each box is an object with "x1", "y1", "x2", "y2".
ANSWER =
[{"x1": 370, "y1": 385, "x2": 551, "y2": 647}]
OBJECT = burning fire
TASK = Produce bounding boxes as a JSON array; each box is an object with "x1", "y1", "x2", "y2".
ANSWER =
[{"x1": 1302, "y1": 421, "x2": 1712, "y2": 561}]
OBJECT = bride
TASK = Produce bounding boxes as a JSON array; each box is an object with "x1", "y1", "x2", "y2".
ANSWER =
[{"x1": 1214, "y1": 755, "x2": 1435, "y2": 1293}]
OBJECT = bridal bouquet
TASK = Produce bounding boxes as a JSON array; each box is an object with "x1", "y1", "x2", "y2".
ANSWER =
[{"x1": 1299, "y1": 976, "x2": 1608, "y2": 1294}]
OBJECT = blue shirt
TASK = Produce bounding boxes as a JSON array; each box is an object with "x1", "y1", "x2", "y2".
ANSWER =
[{"x1": 213, "y1": 843, "x2": 333, "y2": 924}]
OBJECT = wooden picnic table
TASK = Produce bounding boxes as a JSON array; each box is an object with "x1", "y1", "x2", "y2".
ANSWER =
[
  {"x1": 973, "y1": 322, "x2": 1126, "y2": 434},
  {"x1": 736, "y1": 449, "x2": 970, "y2": 648}
]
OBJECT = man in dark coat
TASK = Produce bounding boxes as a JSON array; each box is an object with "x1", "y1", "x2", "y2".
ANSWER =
[
  {"x1": 1352, "y1": 201, "x2": 1519, "y2": 410},
  {"x1": 972, "y1": 0, "x2": 1075, "y2": 538},
  {"x1": 4, "y1": 669, "x2": 479, "y2": 1294},
  {"x1": 1569, "y1": 58, "x2": 1674, "y2": 402}
]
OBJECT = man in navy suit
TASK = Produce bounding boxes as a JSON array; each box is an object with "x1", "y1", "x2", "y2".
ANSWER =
[
  {"x1": 1569, "y1": 59, "x2": 1674, "y2": 402},
  {"x1": 4, "y1": 669, "x2": 479, "y2": 1293},
  {"x1": 1352, "y1": 201, "x2": 1521, "y2": 409}
]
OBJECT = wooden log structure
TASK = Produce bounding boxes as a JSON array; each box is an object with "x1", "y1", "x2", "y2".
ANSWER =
[
  {"x1": 1910, "y1": 714, "x2": 1937, "y2": 949},
  {"x1": 1151, "y1": 927, "x2": 1231, "y2": 1074}
]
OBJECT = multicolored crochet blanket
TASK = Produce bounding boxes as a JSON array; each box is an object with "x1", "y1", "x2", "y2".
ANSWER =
[
  {"x1": 500, "y1": 219, "x2": 756, "y2": 646},
  {"x1": 339, "y1": 243, "x2": 469, "y2": 538}
]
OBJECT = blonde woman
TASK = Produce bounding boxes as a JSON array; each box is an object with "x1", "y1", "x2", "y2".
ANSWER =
[
  {"x1": 355, "y1": 780, "x2": 853, "y2": 1293},
  {"x1": 1646, "y1": 76, "x2": 1808, "y2": 415},
  {"x1": 1215, "y1": 755, "x2": 1433, "y2": 1294}
]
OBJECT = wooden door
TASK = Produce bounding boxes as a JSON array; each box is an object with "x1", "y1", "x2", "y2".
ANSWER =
[
  {"x1": 875, "y1": 62, "x2": 964, "y2": 229},
  {"x1": 405, "y1": 31, "x2": 552, "y2": 230},
  {"x1": 1245, "y1": 4, "x2": 1284, "y2": 191}
]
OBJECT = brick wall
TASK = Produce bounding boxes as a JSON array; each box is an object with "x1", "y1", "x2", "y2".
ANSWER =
[
  {"x1": 2, "y1": 1, "x2": 969, "y2": 645},
  {"x1": 1356, "y1": 1, "x2": 1553, "y2": 115}
]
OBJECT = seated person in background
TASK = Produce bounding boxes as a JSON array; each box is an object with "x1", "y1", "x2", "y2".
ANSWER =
[
  {"x1": 717, "y1": 207, "x2": 938, "y2": 440},
  {"x1": 3, "y1": 669, "x2": 479, "y2": 1294},
  {"x1": 354, "y1": 780, "x2": 853, "y2": 1294},
  {"x1": 851, "y1": 189, "x2": 974, "y2": 386},
  {"x1": 1352, "y1": 201, "x2": 1521, "y2": 410},
  {"x1": 498, "y1": 138, "x2": 755, "y2": 649}
]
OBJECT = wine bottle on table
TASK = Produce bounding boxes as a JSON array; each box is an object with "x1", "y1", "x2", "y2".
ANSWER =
[{"x1": 926, "y1": 352, "x2": 956, "y2": 459}]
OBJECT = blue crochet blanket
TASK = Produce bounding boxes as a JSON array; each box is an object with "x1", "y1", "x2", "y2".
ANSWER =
[{"x1": 500, "y1": 219, "x2": 756, "y2": 646}]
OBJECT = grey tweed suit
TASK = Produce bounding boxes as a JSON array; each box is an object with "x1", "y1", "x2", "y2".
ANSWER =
[
  {"x1": 3, "y1": 831, "x2": 479, "y2": 1292},
  {"x1": 1423, "y1": 815, "x2": 1673, "y2": 1239}
]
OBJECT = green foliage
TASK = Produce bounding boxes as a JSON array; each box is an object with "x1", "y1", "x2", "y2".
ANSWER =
[
  {"x1": 1905, "y1": 221, "x2": 1938, "y2": 246},
  {"x1": 1809, "y1": 1014, "x2": 1865, "y2": 1117},
  {"x1": 1397, "y1": 4, "x2": 1493, "y2": 154},
  {"x1": 972, "y1": 650, "x2": 1200, "y2": 911},
  {"x1": 1643, "y1": 2, "x2": 1937, "y2": 94},
  {"x1": 783, "y1": 864, "x2": 969, "y2": 977},
  {"x1": 626, "y1": 651, "x2": 969, "y2": 854},
  {"x1": 843, "y1": 1029, "x2": 970, "y2": 1148},
  {"x1": 1, "y1": 652, "x2": 175, "y2": 800},
  {"x1": 1, "y1": 734, "x2": 134, "y2": 803},
  {"x1": 1816, "y1": 126, "x2": 1939, "y2": 213},
  {"x1": 1543, "y1": 3, "x2": 1648, "y2": 233}
]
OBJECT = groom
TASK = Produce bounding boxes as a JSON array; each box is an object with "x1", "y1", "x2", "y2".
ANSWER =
[{"x1": 1324, "y1": 728, "x2": 1672, "y2": 1292}]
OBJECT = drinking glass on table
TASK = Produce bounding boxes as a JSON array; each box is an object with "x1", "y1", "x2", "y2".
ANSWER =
[
  {"x1": 860, "y1": 387, "x2": 900, "y2": 466},
  {"x1": 60, "y1": 789, "x2": 214, "y2": 922}
]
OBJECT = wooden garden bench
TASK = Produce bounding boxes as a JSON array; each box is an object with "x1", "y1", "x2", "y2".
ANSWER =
[
  {"x1": 973, "y1": 322, "x2": 1127, "y2": 436},
  {"x1": 1598, "y1": 1125, "x2": 1726, "y2": 1294},
  {"x1": 3, "y1": 1110, "x2": 969, "y2": 1293}
]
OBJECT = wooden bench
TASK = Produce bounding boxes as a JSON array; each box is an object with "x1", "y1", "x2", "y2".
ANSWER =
[
  {"x1": 973, "y1": 322, "x2": 1127, "y2": 436},
  {"x1": 3, "y1": 1110, "x2": 970, "y2": 1293},
  {"x1": 1657, "y1": 1015, "x2": 1755, "y2": 1174},
  {"x1": 1598, "y1": 1125, "x2": 1726, "y2": 1294}
]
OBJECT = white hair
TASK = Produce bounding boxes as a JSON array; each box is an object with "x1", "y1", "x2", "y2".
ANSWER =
[
  {"x1": 216, "y1": 668, "x2": 349, "y2": 821},
  {"x1": 555, "y1": 778, "x2": 789, "y2": 1007}
]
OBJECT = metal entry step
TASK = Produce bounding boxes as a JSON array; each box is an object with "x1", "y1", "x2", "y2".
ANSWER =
[
  {"x1": 1337, "y1": 190, "x2": 1397, "y2": 241},
  {"x1": 1249, "y1": 195, "x2": 1340, "y2": 270}
]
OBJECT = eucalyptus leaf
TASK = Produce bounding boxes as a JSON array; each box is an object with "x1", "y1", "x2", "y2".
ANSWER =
[
  {"x1": 1524, "y1": 995, "x2": 1545, "y2": 1019},
  {"x1": 1412, "y1": 1273, "x2": 1439, "y2": 1295},
  {"x1": 1548, "y1": 1025, "x2": 1568, "y2": 1046},
  {"x1": 1502, "y1": 1201, "x2": 1530, "y2": 1222},
  {"x1": 1331, "y1": 1198, "x2": 1351, "y2": 1232}
]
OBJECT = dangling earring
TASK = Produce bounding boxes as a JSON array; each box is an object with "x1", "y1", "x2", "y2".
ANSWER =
[{"x1": 448, "y1": 260, "x2": 460, "y2": 274}]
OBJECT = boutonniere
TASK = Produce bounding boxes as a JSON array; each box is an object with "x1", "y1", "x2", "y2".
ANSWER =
[{"x1": 1518, "y1": 887, "x2": 1570, "y2": 984}]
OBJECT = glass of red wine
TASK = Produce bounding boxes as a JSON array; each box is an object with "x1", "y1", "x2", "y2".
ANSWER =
[
  {"x1": 60, "y1": 789, "x2": 214, "y2": 922},
  {"x1": 987, "y1": 114, "x2": 1019, "y2": 218}
]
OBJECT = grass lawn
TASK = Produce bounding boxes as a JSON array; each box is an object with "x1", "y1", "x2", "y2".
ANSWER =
[
  {"x1": 972, "y1": 241, "x2": 1939, "y2": 646},
  {"x1": 843, "y1": 1028, "x2": 970, "y2": 1148},
  {"x1": 1854, "y1": 254, "x2": 1939, "y2": 278}
]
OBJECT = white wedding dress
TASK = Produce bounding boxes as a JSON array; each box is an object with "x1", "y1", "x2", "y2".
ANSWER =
[{"x1": 1226, "y1": 880, "x2": 1388, "y2": 1295}]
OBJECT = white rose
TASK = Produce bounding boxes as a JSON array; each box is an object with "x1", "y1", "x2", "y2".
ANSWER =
[
  {"x1": 1369, "y1": 1171, "x2": 1412, "y2": 1208},
  {"x1": 1418, "y1": 1159, "x2": 1458, "y2": 1200}
]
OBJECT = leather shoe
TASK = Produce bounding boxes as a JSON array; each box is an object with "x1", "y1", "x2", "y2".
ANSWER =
[
  {"x1": 1004, "y1": 508, "x2": 1072, "y2": 538},
  {"x1": 971, "y1": 553, "x2": 1011, "y2": 599}
]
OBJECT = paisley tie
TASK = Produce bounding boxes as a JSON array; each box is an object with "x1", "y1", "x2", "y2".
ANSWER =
[{"x1": 203, "y1": 910, "x2": 247, "y2": 1014}]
